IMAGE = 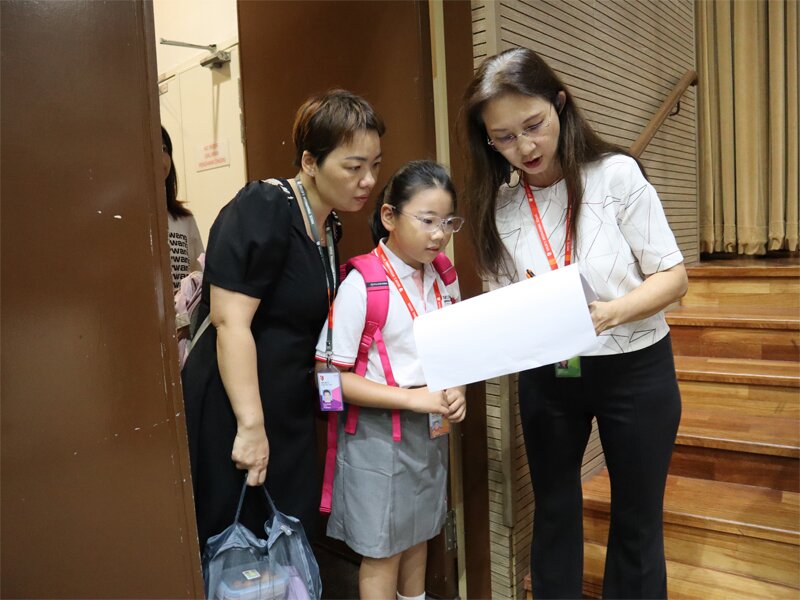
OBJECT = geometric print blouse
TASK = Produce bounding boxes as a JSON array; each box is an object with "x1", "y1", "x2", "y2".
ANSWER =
[{"x1": 494, "y1": 154, "x2": 684, "y2": 355}]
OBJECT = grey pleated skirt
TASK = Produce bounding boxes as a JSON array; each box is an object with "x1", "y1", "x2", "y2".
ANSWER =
[{"x1": 326, "y1": 406, "x2": 449, "y2": 558}]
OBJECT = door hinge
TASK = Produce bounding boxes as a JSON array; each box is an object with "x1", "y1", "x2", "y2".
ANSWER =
[{"x1": 445, "y1": 509, "x2": 457, "y2": 552}]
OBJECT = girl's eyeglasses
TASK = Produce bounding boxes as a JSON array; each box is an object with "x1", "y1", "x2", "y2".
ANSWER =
[
  {"x1": 391, "y1": 207, "x2": 464, "y2": 234},
  {"x1": 487, "y1": 105, "x2": 554, "y2": 150}
]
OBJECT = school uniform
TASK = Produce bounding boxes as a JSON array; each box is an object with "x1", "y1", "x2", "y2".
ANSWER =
[
  {"x1": 314, "y1": 241, "x2": 459, "y2": 559},
  {"x1": 495, "y1": 154, "x2": 683, "y2": 599}
]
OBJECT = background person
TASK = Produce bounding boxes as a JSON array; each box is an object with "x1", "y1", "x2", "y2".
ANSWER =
[{"x1": 161, "y1": 125, "x2": 203, "y2": 291}]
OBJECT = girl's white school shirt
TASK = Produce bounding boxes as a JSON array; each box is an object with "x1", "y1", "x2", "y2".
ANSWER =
[
  {"x1": 494, "y1": 154, "x2": 684, "y2": 356},
  {"x1": 314, "y1": 240, "x2": 459, "y2": 387}
]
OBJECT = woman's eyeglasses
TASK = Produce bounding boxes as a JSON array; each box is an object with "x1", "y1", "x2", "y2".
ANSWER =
[
  {"x1": 487, "y1": 105, "x2": 554, "y2": 150},
  {"x1": 391, "y1": 207, "x2": 464, "y2": 234}
]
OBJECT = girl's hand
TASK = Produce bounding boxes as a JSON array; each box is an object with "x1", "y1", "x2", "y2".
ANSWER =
[
  {"x1": 588, "y1": 300, "x2": 620, "y2": 335},
  {"x1": 231, "y1": 424, "x2": 269, "y2": 486},
  {"x1": 407, "y1": 387, "x2": 450, "y2": 415},
  {"x1": 444, "y1": 388, "x2": 467, "y2": 423}
]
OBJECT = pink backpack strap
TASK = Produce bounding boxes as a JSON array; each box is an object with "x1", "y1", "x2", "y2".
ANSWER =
[
  {"x1": 343, "y1": 252, "x2": 401, "y2": 439},
  {"x1": 320, "y1": 411, "x2": 338, "y2": 514},
  {"x1": 371, "y1": 327, "x2": 401, "y2": 441},
  {"x1": 320, "y1": 252, "x2": 398, "y2": 514}
]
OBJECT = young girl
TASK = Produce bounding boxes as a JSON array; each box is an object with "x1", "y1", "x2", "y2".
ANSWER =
[
  {"x1": 462, "y1": 48, "x2": 688, "y2": 600},
  {"x1": 315, "y1": 160, "x2": 467, "y2": 600}
]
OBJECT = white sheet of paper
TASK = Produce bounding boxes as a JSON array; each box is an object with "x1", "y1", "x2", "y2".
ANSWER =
[{"x1": 414, "y1": 264, "x2": 598, "y2": 391}]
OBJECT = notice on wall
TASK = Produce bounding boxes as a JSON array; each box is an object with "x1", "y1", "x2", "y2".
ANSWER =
[{"x1": 196, "y1": 139, "x2": 230, "y2": 172}]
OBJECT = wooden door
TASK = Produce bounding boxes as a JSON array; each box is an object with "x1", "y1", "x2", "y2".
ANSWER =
[
  {"x1": 237, "y1": 0, "x2": 437, "y2": 259},
  {"x1": 0, "y1": 1, "x2": 203, "y2": 597}
]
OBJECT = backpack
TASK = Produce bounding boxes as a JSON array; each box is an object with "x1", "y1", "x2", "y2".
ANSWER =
[
  {"x1": 174, "y1": 253, "x2": 207, "y2": 370},
  {"x1": 320, "y1": 250, "x2": 459, "y2": 513}
]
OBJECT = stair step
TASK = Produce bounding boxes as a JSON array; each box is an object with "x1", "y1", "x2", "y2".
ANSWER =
[
  {"x1": 584, "y1": 471, "x2": 800, "y2": 587},
  {"x1": 678, "y1": 379, "x2": 799, "y2": 418},
  {"x1": 668, "y1": 307, "x2": 800, "y2": 360},
  {"x1": 677, "y1": 406, "x2": 800, "y2": 458},
  {"x1": 674, "y1": 356, "x2": 800, "y2": 387},
  {"x1": 686, "y1": 259, "x2": 800, "y2": 279},
  {"x1": 580, "y1": 540, "x2": 800, "y2": 599},
  {"x1": 667, "y1": 306, "x2": 800, "y2": 331},
  {"x1": 681, "y1": 260, "x2": 800, "y2": 309},
  {"x1": 672, "y1": 359, "x2": 800, "y2": 489},
  {"x1": 671, "y1": 444, "x2": 799, "y2": 492},
  {"x1": 584, "y1": 471, "x2": 800, "y2": 545},
  {"x1": 585, "y1": 509, "x2": 800, "y2": 589},
  {"x1": 681, "y1": 280, "x2": 799, "y2": 309}
]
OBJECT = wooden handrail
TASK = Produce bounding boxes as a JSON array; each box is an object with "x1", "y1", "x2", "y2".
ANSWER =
[{"x1": 629, "y1": 69, "x2": 698, "y2": 158}]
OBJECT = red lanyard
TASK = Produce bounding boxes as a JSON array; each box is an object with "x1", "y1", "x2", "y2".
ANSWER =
[
  {"x1": 375, "y1": 245, "x2": 442, "y2": 319},
  {"x1": 523, "y1": 179, "x2": 572, "y2": 270}
]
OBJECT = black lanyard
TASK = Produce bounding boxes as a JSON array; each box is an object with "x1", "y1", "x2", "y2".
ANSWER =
[{"x1": 295, "y1": 178, "x2": 337, "y2": 362}]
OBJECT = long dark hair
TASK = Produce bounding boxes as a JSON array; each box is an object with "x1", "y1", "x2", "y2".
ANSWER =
[
  {"x1": 162, "y1": 126, "x2": 192, "y2": 218},
  {"x1": 462, "y1": 48, "x2": 642, "y2": 280},
  {"x1": 369, "y1": 160, "x2": 457, "y2": 245}
]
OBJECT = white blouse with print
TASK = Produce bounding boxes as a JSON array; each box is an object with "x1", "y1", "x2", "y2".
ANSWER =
[{"x1": 494, "y1": 154, "x2": 684, "y2": 356}]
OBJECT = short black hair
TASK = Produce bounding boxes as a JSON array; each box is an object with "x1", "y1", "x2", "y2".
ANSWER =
[{"x1": 292, "y1": 89, "x2": 385, "y2": 168}]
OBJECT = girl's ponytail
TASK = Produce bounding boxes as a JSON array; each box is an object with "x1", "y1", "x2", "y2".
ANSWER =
[{"x1": 369, "y1": 180, "x2": 393, "y2": 245}]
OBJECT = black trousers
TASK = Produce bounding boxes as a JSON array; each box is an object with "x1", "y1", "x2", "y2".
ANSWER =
[{"x1": 519, "y1": 335, "x2": 681, "y2": 600}]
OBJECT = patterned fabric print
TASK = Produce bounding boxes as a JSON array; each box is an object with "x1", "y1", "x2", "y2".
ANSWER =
[{"x1": 495, "y1": 154, "x2": 683, "y2": 355}]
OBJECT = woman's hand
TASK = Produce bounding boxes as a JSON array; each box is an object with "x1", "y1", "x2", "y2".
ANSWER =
[
  {"x1": 445, "y1": 387, "x2": 467, "y2": 423},
  {"x1": 589, "y1": 263, "x2": 688, "y2": 335},
  {"x1": 589, "y1": 300, "x2": 620, "y2": 335},
  {"x1": 231, "y1": 423, "x2": 269, "y2": 486},
  {"x1": 407, "y1": 387, "x2": 450, "y2": 415}
]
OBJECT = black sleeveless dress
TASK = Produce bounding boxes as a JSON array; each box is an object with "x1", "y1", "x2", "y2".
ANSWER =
[{"x1": 182, "y1": 178, "x2": 334, "y2": 548}]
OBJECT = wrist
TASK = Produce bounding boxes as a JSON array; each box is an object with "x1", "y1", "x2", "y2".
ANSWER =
[
  {"x1": 402, "y1": 388, "x2": 417, "y2": 412},
  {"x1": 236, "y1": 412, "x2": 264, "y2": 431},
  {"x1": 608, "y1": 298, "x2": 626, "y2": 328}
]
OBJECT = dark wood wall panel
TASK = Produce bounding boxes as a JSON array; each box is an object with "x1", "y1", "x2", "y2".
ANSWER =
[{"x1": 1, "y1": 1, "x2": 202, "y2": 597}]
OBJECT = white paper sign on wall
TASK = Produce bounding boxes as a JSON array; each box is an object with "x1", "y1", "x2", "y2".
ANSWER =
[{"x1": 196, "y1": 139, "x2": 230, "y2": 171}]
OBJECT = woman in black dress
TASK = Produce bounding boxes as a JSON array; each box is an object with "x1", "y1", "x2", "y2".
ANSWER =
[{"x1": 182, "y1": 90, "x2": 385, "y2": 549}]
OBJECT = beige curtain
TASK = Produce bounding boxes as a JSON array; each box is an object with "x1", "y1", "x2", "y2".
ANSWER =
[{"x1": 697, "y1": 0, "x2": 798, "y2": 254}]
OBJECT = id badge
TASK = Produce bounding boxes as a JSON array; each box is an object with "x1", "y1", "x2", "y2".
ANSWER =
[
  {"x1": 555, "y1": 356, "x2": 581, "y2": 378},
  {"x1": 429, "y1": 413, "x2": 450, "y2": 438},
  {"x1": 316, "y1": 365, "x2": 343, "y2": 412}
]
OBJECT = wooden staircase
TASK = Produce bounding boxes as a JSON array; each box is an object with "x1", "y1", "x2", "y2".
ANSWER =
[{"x1": 580, "y1": 258, "x2": 800, "y2": 598}]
